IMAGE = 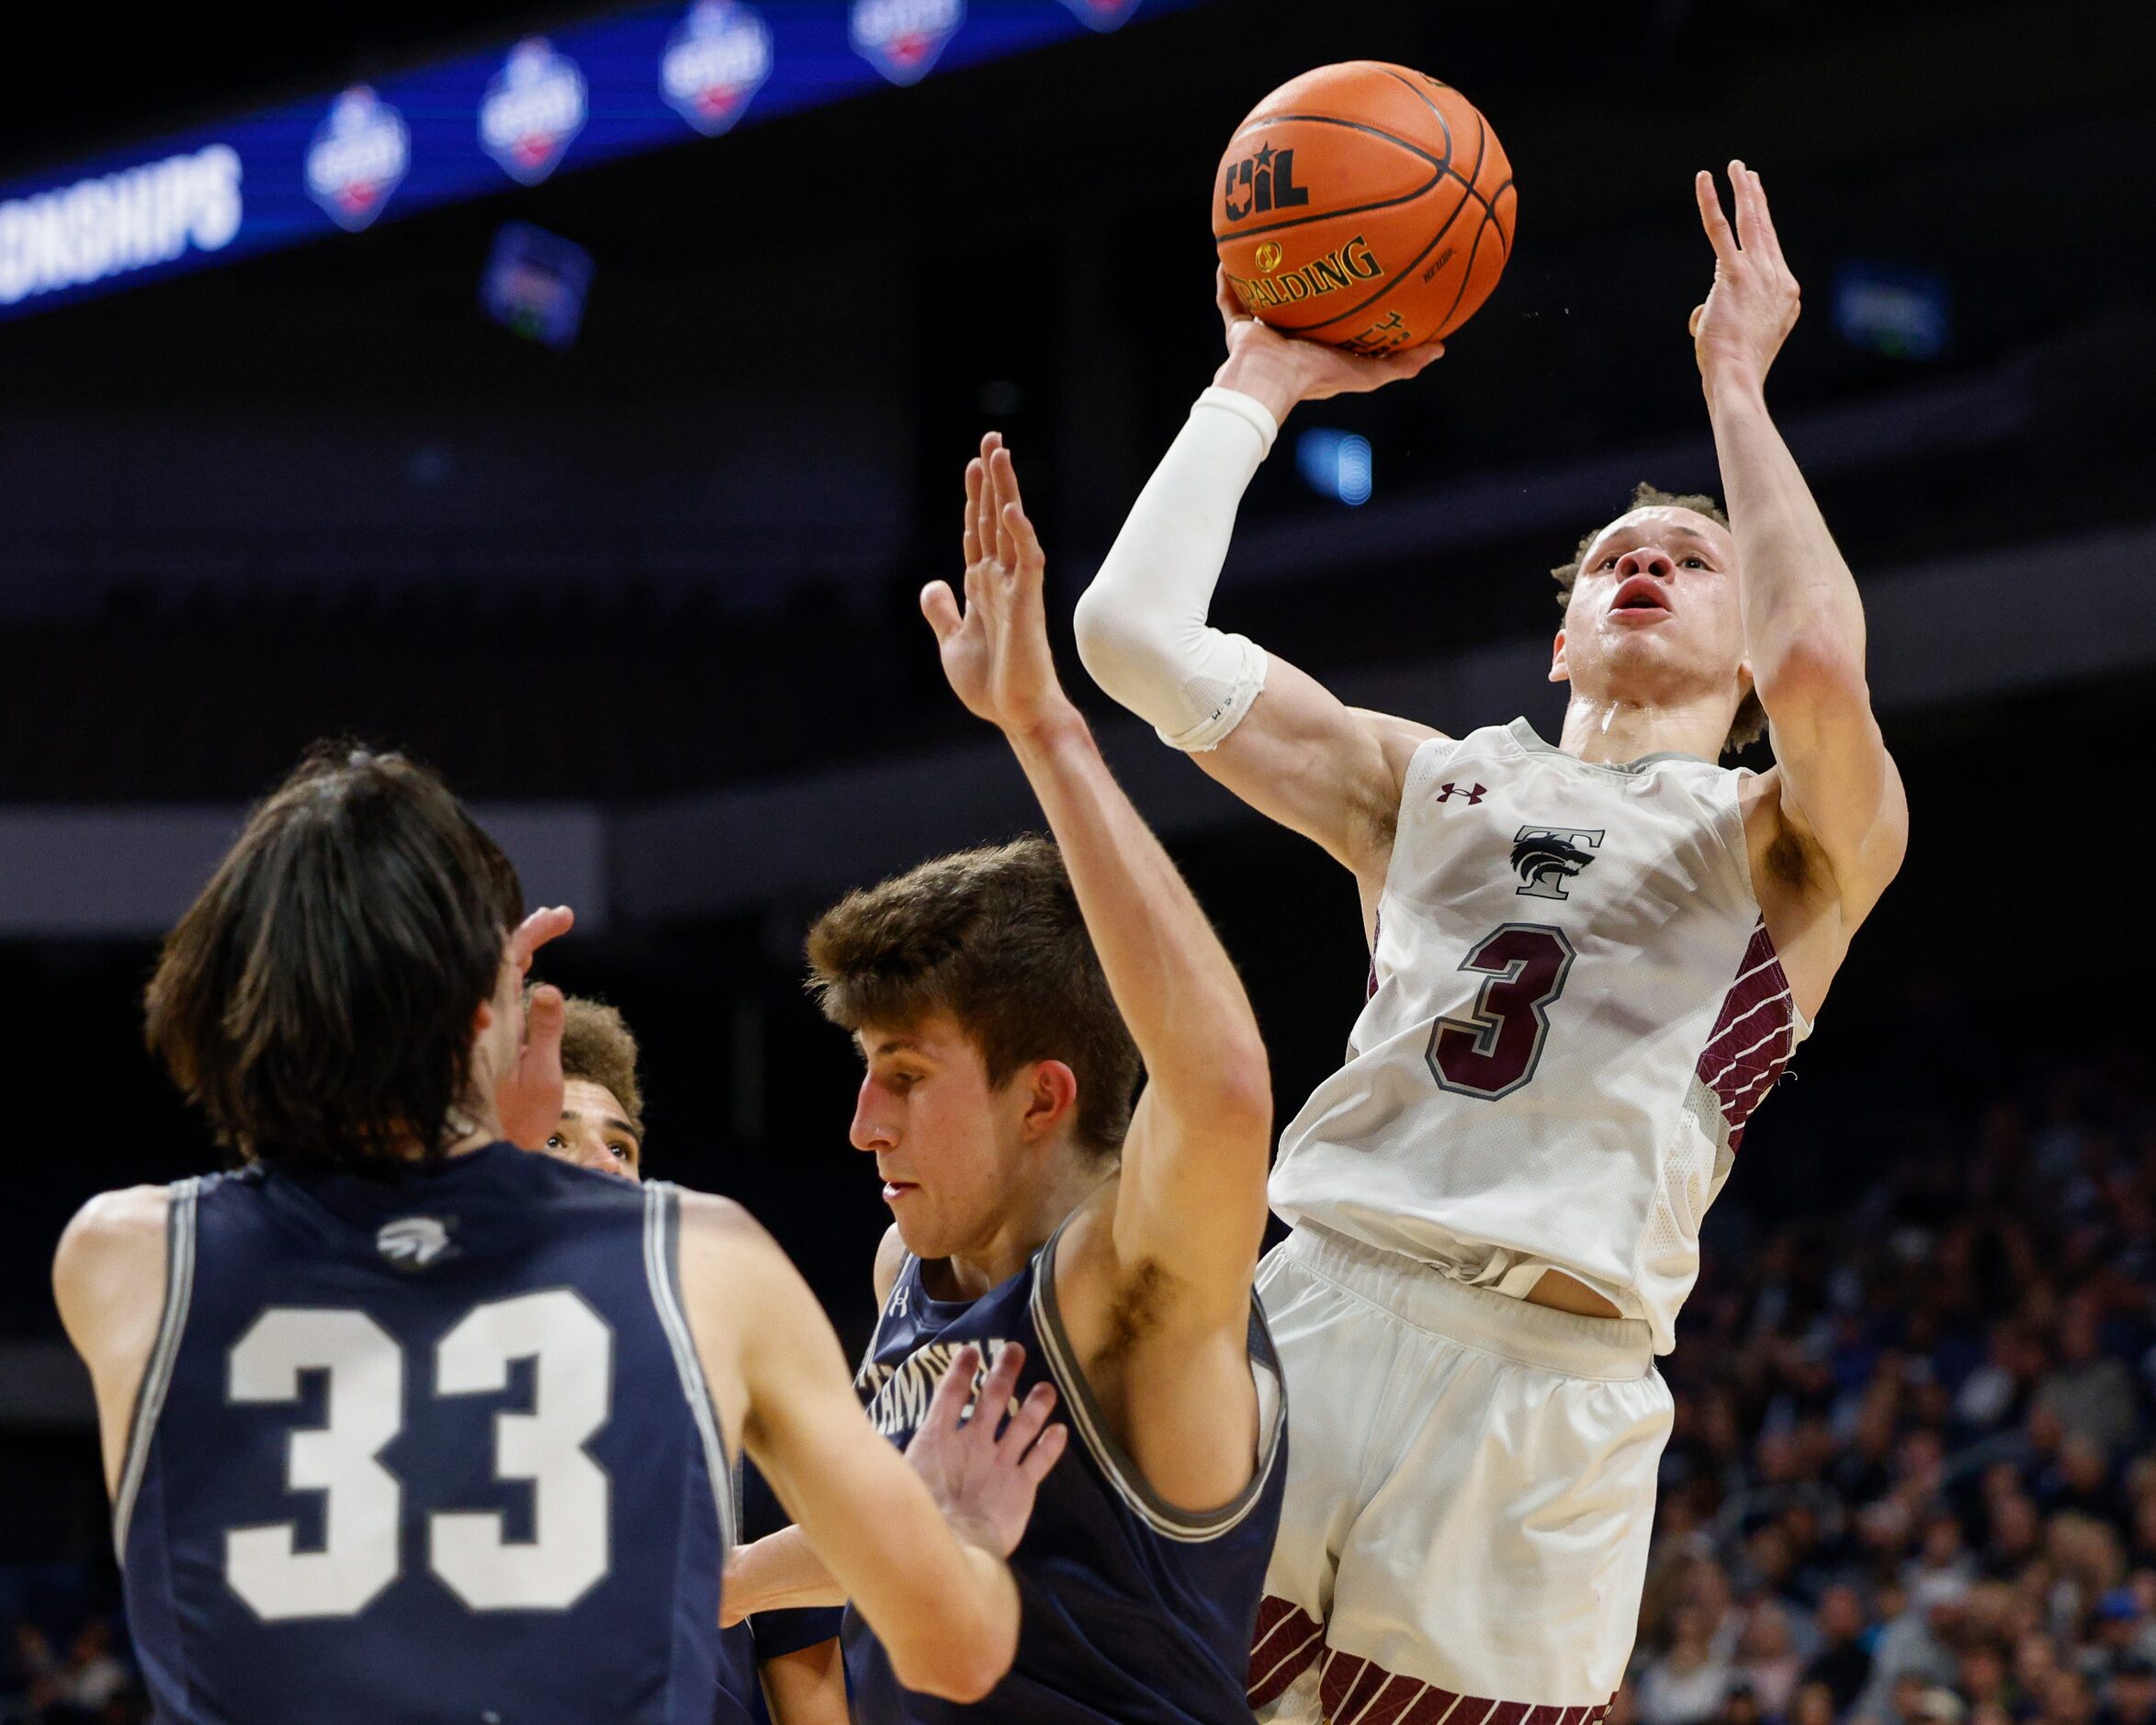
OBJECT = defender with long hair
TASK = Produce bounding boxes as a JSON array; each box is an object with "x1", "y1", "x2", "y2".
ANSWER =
[{"x1": 53, "y1": 745, "x2": 1062, "y2": 1724}]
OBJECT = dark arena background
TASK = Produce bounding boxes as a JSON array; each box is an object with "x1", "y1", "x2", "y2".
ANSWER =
[{"x1": 4, "y1": 0, "x2": 2155, "y2": 1717}]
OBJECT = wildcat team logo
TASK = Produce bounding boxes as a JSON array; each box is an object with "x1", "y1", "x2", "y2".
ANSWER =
[
  {"x1": 1057, "y1": 0, "x2": 1141, "y2": 29},
  {"x1": 661, "y1": 1, "x2": 773, "y2": 136},
  {"x1": 305, "y1": 87, "x2": 409, "y2": 231},
  {"x1": 849, "y1": 0, "x2": 965, "y2": 86},
  {"x1": 480, "y1": 39, "x2": 588, "y2": 186},
  {"x1": 375, "y1": 1215, "x2": 453, "y2": 1269},
  {"x1": 1511, "y1": 826, "x2": 1605, "y2": 901}
]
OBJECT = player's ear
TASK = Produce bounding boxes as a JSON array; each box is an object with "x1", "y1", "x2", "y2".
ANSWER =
[
  {"x1": 1020, "y1": 1060, "x2": 1079, "y2": 1144},
  {"x1": 1549, "y1": 628, "x2": 1571, "y2": 685}
]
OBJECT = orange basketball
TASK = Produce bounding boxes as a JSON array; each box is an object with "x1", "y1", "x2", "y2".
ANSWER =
[{"x1": 1213, "y1": 62, "x2": 1516, "y2": 355}]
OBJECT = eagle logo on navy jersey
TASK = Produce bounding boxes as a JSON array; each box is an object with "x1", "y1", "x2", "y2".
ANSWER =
[
  {"x1": 376, "y1": 1215, "x2": 454, "y2": 1269},
  {"x1": 1511, "y1": 827, "x2": 1605, "y2": 901}
]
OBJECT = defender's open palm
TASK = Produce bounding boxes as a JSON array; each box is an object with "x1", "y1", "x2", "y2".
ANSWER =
[
  {"x1": 922, "y1": 436, "x2": 1075, "y2": 737},
  {"x1": 1692, "y1": 162, "x2": 1800, "y2": 394},
  {"x1": 905, "y1": 1342, "x2": 1067, "y2": 1559}
]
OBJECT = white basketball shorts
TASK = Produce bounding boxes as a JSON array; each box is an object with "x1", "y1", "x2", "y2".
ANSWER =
[{"x1": 1247, "y1": 1223, "x2": 1673, "y2": 1725}]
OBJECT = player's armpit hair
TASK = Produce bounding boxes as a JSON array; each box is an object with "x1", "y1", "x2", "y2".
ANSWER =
[
  {"x1": 558, "y1": 996, "x2": 645, "y2": 1136},
  {"x1": 1550, "y1": 482, "x2": 1767, "y2": 758},
  {"x1": 805, "y1": 836, "x2": 1141, "y2": 1158}
]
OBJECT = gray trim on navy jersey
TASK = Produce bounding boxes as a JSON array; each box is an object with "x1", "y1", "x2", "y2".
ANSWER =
[
  {"x1": 113, "y1": 1176, "x2": 202, "y2": 1556},
  {"x1": 1028, "y1": 1217, "x2": 1286, "y2": 1544},
  {"x1": 642, "y1": 1181, "x2": 734, "y2": 1552}
]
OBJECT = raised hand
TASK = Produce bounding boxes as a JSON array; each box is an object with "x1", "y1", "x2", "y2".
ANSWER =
[
  {"x1": 920, "y1": 435, "x2": 1078, "y2": 739},
  {"x1": 1691, "y1": 162, "x2": 1801, "y2": 397},
  {"x1": 496, "y1": 905, "x2": 574, "y2": 1150},
  {"x1": 1212, "y1": 265, "x2": 1444, "y2": 427},
  {"x1": 904, "y1": 1343, "x2": 1067, "y2": 1559}
]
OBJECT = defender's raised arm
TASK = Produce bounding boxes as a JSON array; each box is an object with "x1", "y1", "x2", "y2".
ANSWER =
[{"x1": 926, "y1": 435, "x2": 1272, "y2": 1316}]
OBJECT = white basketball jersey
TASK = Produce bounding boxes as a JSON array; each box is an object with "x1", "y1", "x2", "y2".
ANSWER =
[{"x1": 1270, "y1": 718, "x2": 1807, "y2": 1353}]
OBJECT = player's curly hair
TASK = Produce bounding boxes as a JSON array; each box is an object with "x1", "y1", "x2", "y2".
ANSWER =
[
  {"x1": 806, "y1": 836, "x2": 1140, "y2": 1158},
  {"x1": 1550, "y1": 483, "x2": 1767, "y2": 758},
  {"x1": 559, "y1": 996, "x2": 645, "y2": 1139}
]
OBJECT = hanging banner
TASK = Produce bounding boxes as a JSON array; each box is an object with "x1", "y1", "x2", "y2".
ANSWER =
[{"x1": 0, "y1": 0, "x2": 1187, "y2": 321}]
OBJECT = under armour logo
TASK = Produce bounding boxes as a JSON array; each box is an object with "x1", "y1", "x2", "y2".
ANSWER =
[
  {"x1": 1512, "y1": 827, "x2": 1605, "y2": 900},
  {"x1": 376, "y1": 1215, "x2": 453, "y2": 1269},
  {"x1": 1435, "y1": 782, "x2": 1487, "y2": 806}
]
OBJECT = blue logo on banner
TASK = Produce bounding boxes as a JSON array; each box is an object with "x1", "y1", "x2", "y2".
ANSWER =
[
  {"x1": 480, "y1": 39, "x2": 589, "y2": 186},
  {"x1": 661, "y1": 1, "x2": 774, "y2": 135},
  {"x1": 305, "y1": 87, "x2": 410, "y2": 231},
  {"x1": 849, "y1": 0, "x2": 965, "y2": 85},
  {"x1": 1057, "y1": 0, "x2": 1141, "y2": 28}
]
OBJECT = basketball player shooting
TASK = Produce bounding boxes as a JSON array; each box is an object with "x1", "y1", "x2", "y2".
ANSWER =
[{"x1": 1076, "y1": 164, "x2": 1908, "y2": 1722}]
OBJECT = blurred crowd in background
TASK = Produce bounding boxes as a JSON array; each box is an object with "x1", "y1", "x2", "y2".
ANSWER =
[{"x1": 1628, "y1": 1057, "x2": 2156, "y2": 1725}]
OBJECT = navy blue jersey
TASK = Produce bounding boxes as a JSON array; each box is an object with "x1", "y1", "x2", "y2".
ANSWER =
[
  {"x1": 841, "y1": 1221, "x2": 1286, "y2": 1724},
  {"x1": 117, "y1": 1144, "x2": 730, "y2": 1725},
  {"x1": 713, "y1": 1461, "x2": 843, "y2": 1725}
]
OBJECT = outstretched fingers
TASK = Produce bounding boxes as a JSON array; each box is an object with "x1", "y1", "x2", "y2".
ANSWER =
[
  {"x1": 996, "y1": 1377, "x2": 1058, "y2": 1454},
  {"x1": 920, "y1": 579, "x2": 964, "y2": 643},
  {"x1": 976, "y1": 439, "x2": 1001, "y2": 569},
  {"x1": 987, "y1": 447, "x2": 1042, "y2": 574},
  {"x1": 1696, "y1": 167, "x2": 1739, "y2": 265},
  {"x1": 962, "y1": 457, "x2": 985, "y2": 568},
  {"x1": 511, "y1": 905, "x2": 575, "y2": 975},
  {"x1": 1019, "y1": 1412, "x2": 1067, "y2": 1483},
  {"x1": 921, "y1": 1344, "x2": 985, "y2": 1436},
  {"x1": 970, "y1": 1339, "x2": 1026, "y2": 1426},
  {"x1": 1744, "y1": 166, "x2": 1789, "y2": 276}
]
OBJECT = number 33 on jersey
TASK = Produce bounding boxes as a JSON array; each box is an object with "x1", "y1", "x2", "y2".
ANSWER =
[
  {"x1": 1271, "y1": 719, "x2": 1808, "y2": 1355},
  {"x1": 117, "y1": 1146, "x2": 732, "y2": 1725}
]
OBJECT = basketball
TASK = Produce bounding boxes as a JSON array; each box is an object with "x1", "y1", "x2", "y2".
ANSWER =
[{"x1": 1213, "y1": 62, "x2": 1516, "y2": 355}]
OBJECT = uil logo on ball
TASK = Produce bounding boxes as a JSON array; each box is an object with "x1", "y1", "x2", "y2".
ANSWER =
[
  {"x1": 1057, "y1": 0, "x2": 1142, "y2": 29},
  {"x1": 1221, "y1": 141, "x2": 1309, "y2": 223},
  {"x1": 305, "y1": 86, "x2": 409, "y2": 232},
  {"x1": 850, "y1": 0, "x2": 965, "y2": 86},
  {"x1": 480, "y1": 39, "x2": 588, "y2": 186},
  {"x1": 662, "y1": 1, "x2": 773, "y2": 136}
]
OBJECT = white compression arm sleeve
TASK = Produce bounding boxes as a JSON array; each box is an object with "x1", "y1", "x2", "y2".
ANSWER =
[{"x1": 1073, "y1": 387, "x2": 1279, "y2": 752}]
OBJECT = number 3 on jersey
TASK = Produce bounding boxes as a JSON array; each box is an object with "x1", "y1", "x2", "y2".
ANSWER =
[
  {"x1": 1427, "y1": 923, "x2": 1576, "y2": 1100},
  {"x1": 224, "y1": 1290, "x2": 612, "y2": 1622}
]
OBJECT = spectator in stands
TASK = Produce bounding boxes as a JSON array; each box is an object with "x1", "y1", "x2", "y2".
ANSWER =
[
  {"x1": 2097, "y1": 1656, "x2": 2156, "y2": 1725},
  {"x1": 1805, "y1": 1586, "x2": 1877, "y2": 1715},
  {"x1": 1641, "y1": 1605, "x2": 1734, "y2": 1725}
]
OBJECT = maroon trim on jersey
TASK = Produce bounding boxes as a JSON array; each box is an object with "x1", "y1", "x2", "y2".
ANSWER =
[
  {"x1": 1248, "y1": 1602, "x2": 1618, "y2": 1725},
  {"x1": 1696, "y1": 918, "x2": 1798, "y2": 1153},
  {"x1": 1247, "y1": 1595, "x2": 1324, "y2": 1707},
  {"x1": 1366, "y1": 909, "x2": 1383, "y2": 1003}
]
